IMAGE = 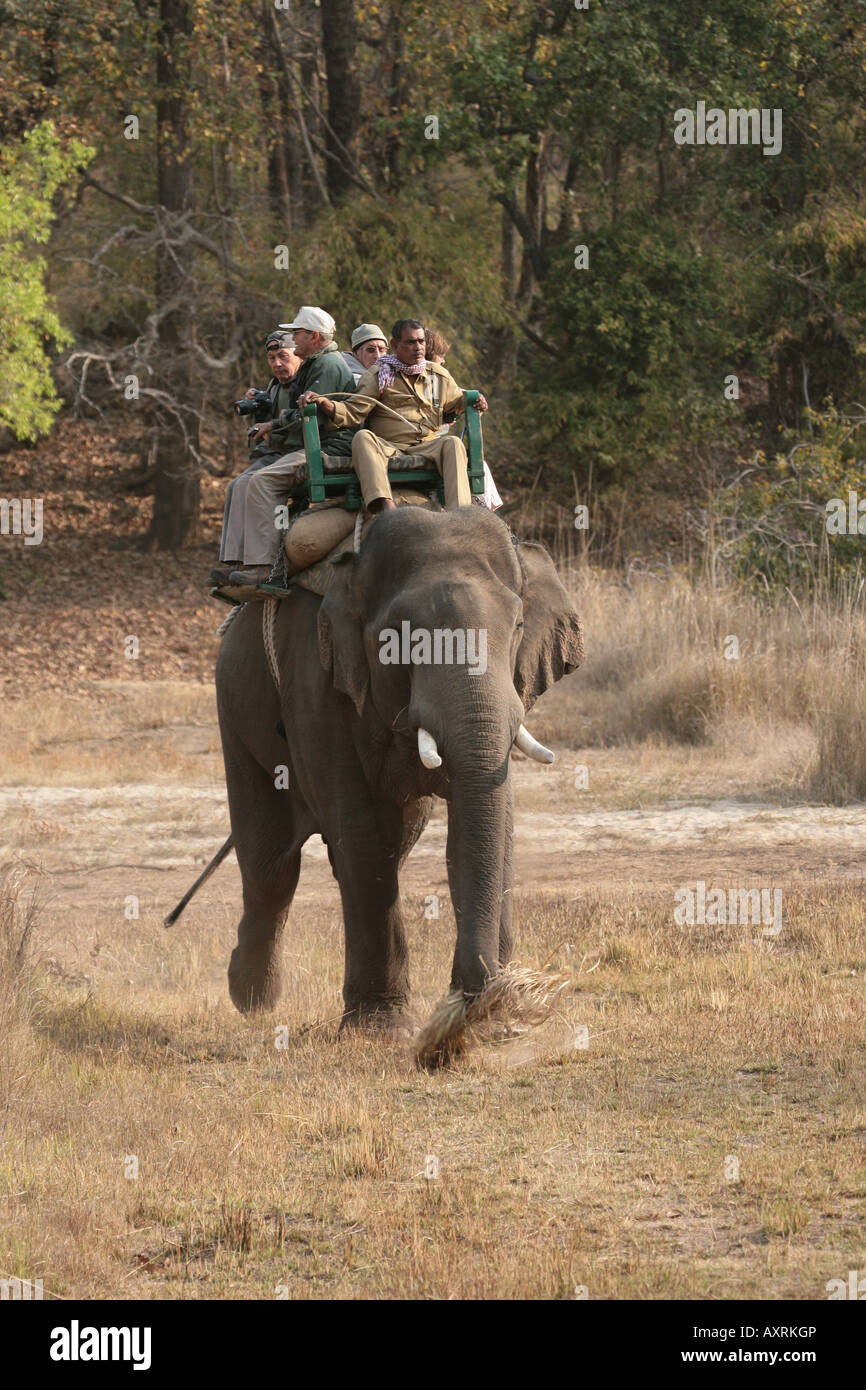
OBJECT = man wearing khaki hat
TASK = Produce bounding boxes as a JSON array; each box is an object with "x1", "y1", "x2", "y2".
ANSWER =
[
  {"x1": 212, "y1": 306, "x2": 356, "y2": 588},
  {"x1": 342, "y1": 323, "x2": 388, "y2": 384}
]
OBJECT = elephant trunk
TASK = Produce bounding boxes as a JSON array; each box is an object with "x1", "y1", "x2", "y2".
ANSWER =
[
  {"x1": 431, "y1": 686, "x2": 521, "y2": 999},
  {"x1": 446, "y1": 767, "x2": 510, "y2": 997}
]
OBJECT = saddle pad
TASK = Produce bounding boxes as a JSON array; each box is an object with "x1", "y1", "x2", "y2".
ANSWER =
[{"x1": 289, "y1": 491, "x2": 441, "y2": 597}]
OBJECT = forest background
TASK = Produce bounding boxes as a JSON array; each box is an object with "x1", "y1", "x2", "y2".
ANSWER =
[{"x1": 1, "y1": 0, "x2": 865, "y2": 583}]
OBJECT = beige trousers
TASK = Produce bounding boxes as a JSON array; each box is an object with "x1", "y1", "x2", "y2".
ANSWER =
[
  {"x1": 220, "y1": 449, "x2": 334, "y2": 566},
  {"x1": 351, "y1": 430, "x2": 472, "y2": 509}
]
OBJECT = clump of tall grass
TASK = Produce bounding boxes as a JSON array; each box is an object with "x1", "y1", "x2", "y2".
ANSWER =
[
  {"x1": 414, "y1": 963, "x2": 570, "y2": 1069},
  {"x1": 0, "y1": 865, "x2": 41, "y2": 1015},
  {"x1": 0, "y1": 864, "x2": 44, "y2": 1111},
  {"x1": 807, "y1": 646, "x2": 866, "y2": 802},
  {"x1": 526, "y1": 559, "x2": 866, "y2": 803}
]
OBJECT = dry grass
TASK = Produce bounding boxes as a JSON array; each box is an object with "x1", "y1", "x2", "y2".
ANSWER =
[
  {"x1": 413, "y1": 964, "x2": 571, "y2": 1069},
  {"x1": 2, "y1": 564, "x2": 866, "y2": 1299},
  {"x1": 0, "y1": 864, "x2": 45, "y2": 1117},
  {"x1": 0, "y1": 681, "x2": 219, "y2": 786},
  {"x1": 807, "y1": 646, "x2": 866, "y2": 803},
  {"x1": 0, "y1": 873, "x2": 863, "y2": 1301},
  {"x1": 530, "y1": 567, "x2": 866, "y2": 803}
]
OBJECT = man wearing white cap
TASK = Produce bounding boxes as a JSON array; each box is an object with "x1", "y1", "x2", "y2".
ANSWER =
[
  {"x1": 342, "y1": 323, "x2": 388, "y2": 384},
  {"x1": 213, "y1": 306, "x2": 356, "y2": 587}
]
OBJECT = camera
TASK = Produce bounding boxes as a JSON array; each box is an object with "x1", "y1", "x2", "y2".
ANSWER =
[{"x1": 234, "y1": 388, "x2": 271, "y2": 417}]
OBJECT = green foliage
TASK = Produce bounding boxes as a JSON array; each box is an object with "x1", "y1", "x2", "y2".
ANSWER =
[
  {"x1": 0, "y1": 122, "x2": 92, "y2": 440},
  {"x1": 441, "y1": 0, "x2": 866, "y2": 508},
  {"x1": 507, "y1": 217, "x2": 746, "y2": 485},
  {"x1": 291, "y1": 174, "x2": 511, "y2": 380},
  {"x1": 746, "y1": 194, "x2": 866, "y2": 410},
  {"x1": 711, "y1": 405, "x2": 866, "y2": 590}
]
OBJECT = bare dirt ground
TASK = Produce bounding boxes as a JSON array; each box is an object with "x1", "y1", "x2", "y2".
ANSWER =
[{"x1": 5, "y1": 759, "x2": 866, "y2": 913}]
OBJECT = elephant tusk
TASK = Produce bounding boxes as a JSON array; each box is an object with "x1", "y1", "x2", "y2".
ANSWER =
[
  {"x1": 418, "y1": 727, "x2": 442, "y2": 769},
  {"x1": 514, "y1": 724, "x2": 555, "y2": 764}
]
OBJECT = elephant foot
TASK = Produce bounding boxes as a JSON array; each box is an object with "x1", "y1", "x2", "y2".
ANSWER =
[
  {"x1": 228, "y1": 945, "x2": 283, "y2": 1014},
  {"x1": 339, "y1": 1001, "x2": 417, "y2": 1041}
]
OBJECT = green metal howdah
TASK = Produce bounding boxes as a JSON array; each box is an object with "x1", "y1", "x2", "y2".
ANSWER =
[{"x1": 299, "y1": 390, "x2": 485, "y2": 509}]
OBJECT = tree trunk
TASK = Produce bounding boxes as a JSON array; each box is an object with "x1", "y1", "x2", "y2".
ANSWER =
[
  {"x1": 147, "y1": 0, "x2": 200, "y2": 551},
  {"x1": 320, "y1": 0, "x2": 360, "y2": 203},
  {"x1": 257, "y1": 17, "x2": 293, "y2": 234},
  {"x1": 501, "y1": 189, "x2": 518, "y2": 302},
  {"x1": 275, "y1": 17, "x2": 305, "y2": 225},
  {"x1": 607, "y1": 141, "x2": 623, "y2": 223},
  {"x1": 384, "y1": 5, "x2": 407, "y2": 189},
  {"x1": 517, "y1": 130, "x2": 546, "y2": 306},
  {"x1": 494, "y1": 189, "x2": 519, "y2": 381},
  {"x1": 218, "y1": 35, "x2": 237, "y2": 476},
  {"x1": 783, "y1": 75, "x2": 807, "y2": 216},
  {"x1": 297, "y1": 0, "x2": 326, "y2": 214},
  {"x1": 555, "y1": 151, "x2": 579, "y2": 234},
  {"x1": 655, "y1": 118, "x2": 667, "y2": 210}
]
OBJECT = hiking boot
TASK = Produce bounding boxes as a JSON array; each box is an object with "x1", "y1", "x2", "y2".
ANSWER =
[
  {"x1": 210, "y1": 566, "x2": 234, "y2": 586},
  {"x1": 228, "y1": 565, "x2": 275, "y2": 586}
]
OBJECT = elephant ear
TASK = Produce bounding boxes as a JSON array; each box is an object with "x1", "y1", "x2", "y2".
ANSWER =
[
  {"x1": 317, "y1": 552, "x2": 369, "y2": 717},
  {"x1": 513, "y1": 541, "x2": 584, "y2": 713}
]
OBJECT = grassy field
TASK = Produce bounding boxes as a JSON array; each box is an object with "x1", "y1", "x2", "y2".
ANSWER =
[
  {"x1": 2, "y1": 865, "x2": 864, "y2": 1300},
  {"x1": 1, "y1": 569, "x2": 865, "y2": 1300}
]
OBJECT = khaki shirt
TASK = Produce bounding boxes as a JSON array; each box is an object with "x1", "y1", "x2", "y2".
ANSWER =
[{"x1": 329, "y1": 362, "x2": 466, "y2": 448}]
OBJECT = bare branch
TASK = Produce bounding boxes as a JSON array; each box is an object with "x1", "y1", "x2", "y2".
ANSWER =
[
  {"x1": 82, "y1": 173, "x2": 156, "y2": 215},
  {"x1": 184, "y1": 324, "x2": 247, "y2": 371},
  {"x1": 82, "y1": 174, "x2": 248, "y2": 278}
]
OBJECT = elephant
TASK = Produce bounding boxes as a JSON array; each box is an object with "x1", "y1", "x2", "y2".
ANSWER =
[{"x1": 215, "y1": 504, "x2": 583, "y2": 1034}]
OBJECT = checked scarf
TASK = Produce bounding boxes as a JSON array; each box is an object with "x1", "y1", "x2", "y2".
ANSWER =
[{"x1": 376, "y1": 354, "x2": 427, "y2": 393}]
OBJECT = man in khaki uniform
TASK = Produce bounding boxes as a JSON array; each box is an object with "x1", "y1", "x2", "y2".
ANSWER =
[{"x1": 299, "y1": 317, "x2": 488, "y2": 513}]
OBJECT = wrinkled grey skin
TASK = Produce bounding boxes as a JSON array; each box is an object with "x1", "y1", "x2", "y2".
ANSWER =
[{"x1": 215, "y1": 506, "x2": 583, "y2": 1033}]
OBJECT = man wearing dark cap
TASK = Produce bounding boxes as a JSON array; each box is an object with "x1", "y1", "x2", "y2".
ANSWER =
[
  {"x1": 214, "y1": 329, "x2": 299, "y2": 583},
  {"x1": 244, "y1": 328, "x2": 301, "y2": 435}
]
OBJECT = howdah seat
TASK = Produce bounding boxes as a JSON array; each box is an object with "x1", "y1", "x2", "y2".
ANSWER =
[{"x1": 295, "y1": 389, "x2": 486, "y2": 508}]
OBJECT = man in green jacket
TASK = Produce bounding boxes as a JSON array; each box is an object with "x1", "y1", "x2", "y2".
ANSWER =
[{"x1": 213, "y1": 306, "x2": 355, "y2": 586}]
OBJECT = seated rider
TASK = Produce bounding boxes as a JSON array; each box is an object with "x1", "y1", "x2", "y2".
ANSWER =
[
  {"x1": 211, "y1": 306, "x2": 356, "y2": 590},
  {"x1": 425, "y1": 328, "x2": 503, "y2": 512},
  {"x1": 342, "y1": 323, "x2": 388, "y2": 384},
  {"x1": 246, "y1": 328, "x2": 301, "y2": 428},
  {"x1": 211, "y1": 329, "x2": 299, "y2": 586},
  {"x1": 299, "y1": 317, "x2": 488, "y2": 515}
]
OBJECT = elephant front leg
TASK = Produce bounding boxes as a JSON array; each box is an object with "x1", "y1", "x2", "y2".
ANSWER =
[
  {"x1": 498, "y1": 776, "x2": 515, "y2": 968},
  {"x1": 332, "y1": 827, "x2": 414, "y2": 1036}
]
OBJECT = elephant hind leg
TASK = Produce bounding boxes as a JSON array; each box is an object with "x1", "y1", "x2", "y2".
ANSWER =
[
  {"x1": 222, "y1": 732, "x2": 306, "y2": 1014},
  {"x1": 229, "y1": 846, "x2": 301, "y2": 1013}
]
